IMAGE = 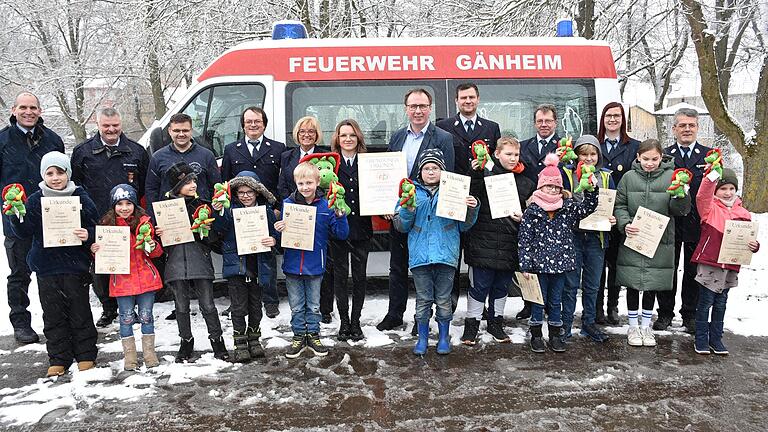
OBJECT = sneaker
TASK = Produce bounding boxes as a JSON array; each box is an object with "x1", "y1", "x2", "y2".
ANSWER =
[
  {"x1": 460, "y1": 318, "x2": 480, "y2": 346},
  {"x1": 683, "y1": 318, "x2": 696, "y2": 335},
  {"x1": 487, "y1": 317, "x2": 510, "y2": 343},
  {"x1": 264, "y1": 303, "x2": 280, "y2": 319},
  {"x1": 306, "y1": 333, "x2": 328, "y2": 357},
  {"x1": 627, "y1": 326, "x2": 643, "y2": 346},
  {"x1": 95, "y1": 310, "x2": 117, "y2": 328},
  {"x1": 376, "y1": 315, "x2": 403, "y2": 331},
  {"x1": 285, "y1": 335, "x2": 307, "y2": 359},
  {"x1": 641, "y1": 327, "x2": 656, "y2": 347},
  {"x1": 652, "y1": 315, "x2": 672, "y2": 331},
  {"x1": 14, "y1": 327, "x2": 40, "y2": 344},
  {"x1": 580, "y1": 323, "x2": 609, "y2": 343}
]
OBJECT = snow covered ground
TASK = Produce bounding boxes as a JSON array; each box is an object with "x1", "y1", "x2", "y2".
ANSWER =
[{"x1": 0, "y1": 213, "x2": 766, "y2": 427}]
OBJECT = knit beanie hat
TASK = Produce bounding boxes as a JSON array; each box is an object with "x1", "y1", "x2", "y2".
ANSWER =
[
  {"x1": 110, "y1": 184, "x2": 139, "y2": 207},
  {"x1": 39, "y1": 151, "x2": 71, "y2": 178},
  {"x1": 717, "y1": 168, "x2": 739, "y2": 191},
  {"x1": 418, "y1": 148, "x2": 447, "y2": 172},
  {"x1": 165, "y1": 161, "x2": 197, "y2": 195},
  {"x1": 573, "y1": 134, "x2": 603, "y2": 168},
  {"x1": 537, "y1": 153, "x2": 564, "y2": 189}
]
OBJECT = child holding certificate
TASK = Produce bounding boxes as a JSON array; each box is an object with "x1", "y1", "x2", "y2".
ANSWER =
[
  {"x1": 274, "y1": 162, "x2": 349, "y2": 359},
  {"x1": 7, "y1": 151, "x2": 100, "y2": 377},
  {"x1": 394, "y1": 149, "x2": 479, "y2": 356},
  {"x1": 212, "y1": 171, "x2": 278, "y2": 363},
  {"x1": 560, "y1": 135, "x2": 616, "y2": 344},
  {"x1": 463, "y1": 137, "x2": 534, "y2": 345},
  {"x1": 157, "y1": 161, "x2": 229, "y2": 363},
  {"x1": 691, "y1": 168, "x2": 759, "y2": 355},
  {"x1": 91, "y1": 184, "x2": 163, "y2": 370},
  {"x1": 518, "y1": 153, "x2": 597, "y2": 354},
  {"x1": 614, "y1": 139, "x2": 691, "y2": 348}
]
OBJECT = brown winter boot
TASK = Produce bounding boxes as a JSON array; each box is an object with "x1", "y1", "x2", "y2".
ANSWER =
[
  {"x1": 46, "y1": 365, "x2": 66, "y2": 377},
  {"x1": 78, "y1": 361, "x2": 95, "y2": 371},
  {"x1": 142, "y1": 334, "x2": 160, "y2": 368},
  {"x1": 122, "y1": 337, "x2": 138, "y2": 371}
]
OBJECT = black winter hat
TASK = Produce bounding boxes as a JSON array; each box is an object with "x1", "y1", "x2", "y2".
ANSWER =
[
  {"x1": 165, "y1": 161, "x2": 197, "y2": 195},
  {"x1": 717, "y1": 168, "x2": 739, "y2": 191},
  {"x1": 110, "y1": 184, "x2": 139, "y2": 208}
]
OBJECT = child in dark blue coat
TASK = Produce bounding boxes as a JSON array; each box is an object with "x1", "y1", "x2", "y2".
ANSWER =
[{"x1": 518, "y1": 153, "x2": 598, "y2": 354}]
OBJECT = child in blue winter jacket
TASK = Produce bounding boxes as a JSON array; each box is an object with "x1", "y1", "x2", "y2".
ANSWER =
[
  {"x1": 518, "y1": 153, "x2": 598, "y2": 354},
  {"x1": 394, "y1": 149, "x2": 479, "y2": 356},
  {"x1": 274, "y1": 161, "x2": 349, "y2": 359}
]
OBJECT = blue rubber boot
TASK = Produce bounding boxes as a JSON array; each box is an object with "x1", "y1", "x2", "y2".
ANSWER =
[
  {"x1": 436, "y1": 320, "x2": 451, "y2": 355},
  {"x1": 413, "y1": 321, "x2": 430, "y2": 355}
]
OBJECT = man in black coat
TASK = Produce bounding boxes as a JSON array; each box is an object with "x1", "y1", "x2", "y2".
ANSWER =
[
  {"x1": 595, "y1": 102, "x2": 641, "y2": 326},
  {"x1": 436, "y1": 83, "x2": 501, "y2": 313},
  {"x1": 515, "y1": 103, "x2": 561, "y2": 319},
  {"x1": 519, "y1": 103, "x2": 561, "y2": 186},
  {"x1": 655, "y1": 108, "x2": 713, "y2": 333},
  {"x1": 0, "y1": 91, "x2": 64, "y2": 343},
  {"x1": 221, "y1": 107, "x2": 285, "y2": 318},
  {"x1": 376, "y1": 88, "x2": 454, "y2": 331},
  {"x1": 71, "y1": 107, "x2": 150, "y2": 327}
]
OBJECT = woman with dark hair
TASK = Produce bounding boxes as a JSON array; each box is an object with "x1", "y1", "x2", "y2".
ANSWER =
[
  {"x1": 329, "y1": 119, "x2": 372, "y2": 341},
  {"x1": 596, "y1": 102, "x2": 642, "y2": 326}
]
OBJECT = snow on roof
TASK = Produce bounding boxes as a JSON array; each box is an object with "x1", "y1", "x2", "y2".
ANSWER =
[{"x1": 653, "y1": 101, "x2": 709, "y2": 116}]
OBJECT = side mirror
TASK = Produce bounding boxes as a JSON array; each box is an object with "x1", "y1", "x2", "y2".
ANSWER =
[{"x1": 148, "y1": 126, "x2": 170, "y2": 155}]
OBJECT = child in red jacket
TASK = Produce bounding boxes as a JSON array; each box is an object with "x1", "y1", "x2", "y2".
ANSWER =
[
  {"x1": 692, "y1": 168, "x2": 759, "y2": 355},
  {"x1": 91, "y1": 184, "x2": 164, "y2": 370}
]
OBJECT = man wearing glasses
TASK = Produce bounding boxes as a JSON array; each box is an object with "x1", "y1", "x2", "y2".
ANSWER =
[
  {"x1": 376, "y1": 88, "x2": 455, "y2": 332},
  {"x1": 221, "y1": 107, "x2": 285, "y2": 318},
  {"x1": 520, "y1": 104, "x2": 561, "y2": 186}
]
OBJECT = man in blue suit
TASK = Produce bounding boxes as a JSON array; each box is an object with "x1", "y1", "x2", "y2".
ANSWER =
[
  {"x1": 376, "y1": 88, "x2": 455, "y2": 331},
  {"x1": 654, "y1": 108, "x2": 713, "y2": 334}
]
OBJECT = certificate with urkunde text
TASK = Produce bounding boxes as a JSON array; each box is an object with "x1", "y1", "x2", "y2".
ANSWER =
[
  {"x1": 514, "y1": 272, "x2": 544, "y2": 305},
  {"x1": 579, "y1": 189, "x2": 617, "y2": 232},
  {"x1": 436, "y1": 171, "x2": 471, "y2": 222},
  {"x1": 623, "y1": 206, "x2": 669, "y2": 259},
  {"x1": 152, "y1": 198, "x2": 194, "y2": 246},
  {"x1": 358, "y1": 152, "x2": 408, "y2": 216},
  {"x1": 718, "y1": 220, "x2": 759, "y2": 265},
  {"x1": 233, "y1": 206, "x2": 271, "y2": 255},
  {"x1": 484, "y1": 172, "x2": 522, "y2": 219},
  {"x1": 41, "y1": 196, "x2": 82, "y2": 248},
  {"x1": 281, "y1": 203, "x2": 316, "y2": 251},
  {"x1": 94, "y1": 225, "x2": 131, "y2": 274}
]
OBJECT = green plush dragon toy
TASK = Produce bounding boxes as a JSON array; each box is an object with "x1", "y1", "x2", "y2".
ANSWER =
[
  {"x1": 471, "y1": 140, "x2": 491, "y2": 170},
  {"x1": 574, "y1": 161, "x2": 596, "y2": 193},
  {"x1": 2, "y1": 183, "x2": 27, "y2": 223},
  {"x1": 399, "y1": 178, "x2": 416, "y2": 209},
  {"x1": 134, "y1": 221, "x2": 156, "y2": 254},
  {"x1": 212, "y1": 181, "x2": 231, "y2": 215},
  {"x1": 704, "y1": 148, "x2": 724, "y2": 177},
  {"x1": 299, "y1": 152, "x2": 351, "y2": 215},
  {"x1": 191, "y1": 204, "x2": 216, "y2": 238},
  {"x1": 557, "y1": 136, "x2": 578, "y2": 164},
  {"x1": 667, "y1": 168, "x2": 692, "y2": 198}
]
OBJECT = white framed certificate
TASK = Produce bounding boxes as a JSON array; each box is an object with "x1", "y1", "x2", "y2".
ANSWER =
[
  {"x1": 358, "y1": 152, "x2": 408, "y2": 216},
  {"x1": 233, "y1": 206, "x2": 271, "y2": 255},
  {"x1": 579, "y1": 189, "x2": 617, "y2": 232},
  {"x1": 152, "y1": 198, "x2": 194, "y2": 246},
  {"x1": 514, "y1": 272, "x2": 544, "y2": 305},
  {"x1": 94, "y1": 226, "x2": 131, "y2": 274},
  {"x1": 718, "y1": 220, "x2": 759, "y2": 265},
  {"x1": 281, "y1": 203, "x2": 316, "y2": 251},
  {"x1": 484, "y1": 173, "x2": 522, "y2": 219},
  {"x1": 41, "y1": 196, "x2": 82, "y2": 248},
  {"x1": 624, "y1": 206, "x2": 670, "y2": 258},
  {"x1": 436, "y1": 171, "x2": 471, "y2": 222}
]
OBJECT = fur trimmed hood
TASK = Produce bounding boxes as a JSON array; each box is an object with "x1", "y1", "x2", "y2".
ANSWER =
[{"x1": 230, "y1": 172, "x2": 276, "y2": 205}]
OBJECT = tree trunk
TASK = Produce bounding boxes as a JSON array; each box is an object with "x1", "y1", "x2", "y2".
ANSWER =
[{"x1": 740, "y1": 148, "x2": 768, "y2": 213}]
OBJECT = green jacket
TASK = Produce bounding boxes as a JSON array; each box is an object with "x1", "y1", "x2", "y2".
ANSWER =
[{"x1": 614, "y1": 156, "x2": 691, "y2": 291}]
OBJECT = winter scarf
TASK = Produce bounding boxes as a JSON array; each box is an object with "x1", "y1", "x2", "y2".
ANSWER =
[
  {"x1": 38, "y1": 180, "x2": 77, "y2": 197},
  {"x1": 531, "y1": 189, "x2": 563, "y2": 211},
  {"x1": 716, "y1": 196, "x2": 737, "y2": 208}
]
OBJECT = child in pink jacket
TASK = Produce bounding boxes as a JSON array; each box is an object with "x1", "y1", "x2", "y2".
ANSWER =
[{"x1": 691, "y1": 168, "x2": 759, "y2": 355}]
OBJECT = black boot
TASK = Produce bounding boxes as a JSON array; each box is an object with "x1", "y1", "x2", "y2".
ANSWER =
[
  {"x1": 530, "y1": 325, "x2": 545, "y2": 353},
  {"x1": 606, "y1": 307, "x2": 620, "y2": 326},
  {"x1": 487, "y1": 316, "x2": 510, "y2": 343},
  {"x1": 96, "y1": 310, "x2": 118, "y2": 328},
  {"x1": 548, "y1": 325, "x2": 566, "y2": 353},
  {"x1": 516, "y1": 302, "x2": 532, "y2": 320},
  {"x1": 210, "y1": 337, "x2": 231, "y2": 361},
  {"x1": 232, "y1": 331, "x2": 251, "y2": 363},
  {"x1": 175, "y1": 337, "x2": 194, "y2": 363},
  {"x1": 349, "y1": 320, "x2": 364, "y2": 341},
  {"x1": 595, "y1": 308, "x2": 607, "y2": 325},
  {"x1": 337, "y1": 318, "x2": 351, "y2": 341},
  {"x1": 246, "y1": 327, "x2": 265, "y2": 358},
  {"x1": 461, "y1": 318, "x2": 480, "y2": 345}
]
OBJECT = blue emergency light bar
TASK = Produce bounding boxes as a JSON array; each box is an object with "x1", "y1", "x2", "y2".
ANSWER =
[
  {"x1": 556, "y1": 19, "x2": 574, "y2": 37},
  {"x1": 272, "y1": 20, "x2": 308, "y2": 39}
]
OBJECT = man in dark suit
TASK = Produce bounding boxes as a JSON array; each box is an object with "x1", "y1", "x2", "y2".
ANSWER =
[
  {"x1": 515, "y1": 103, "x2": 561, "y2": 320},
  {"x1": 595, "y1": 102, "x2": 641, "y2": 326},
  {"x1": 376, "y1": 88, "x2": 454, "y2": 331},
  {"x1": 436, "y1": 83, "x2": 501, "y2": 313},
  {"x1": 221, "y1": 107, "x2": 285, "y2": 318},
  {"x1": 655, "y1": 108, "x2": 712, "y2": 334}
]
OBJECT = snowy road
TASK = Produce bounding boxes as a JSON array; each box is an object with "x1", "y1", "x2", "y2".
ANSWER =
[{"x1": 1, "y1": 325, "x2": 767, "y2": 431}]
